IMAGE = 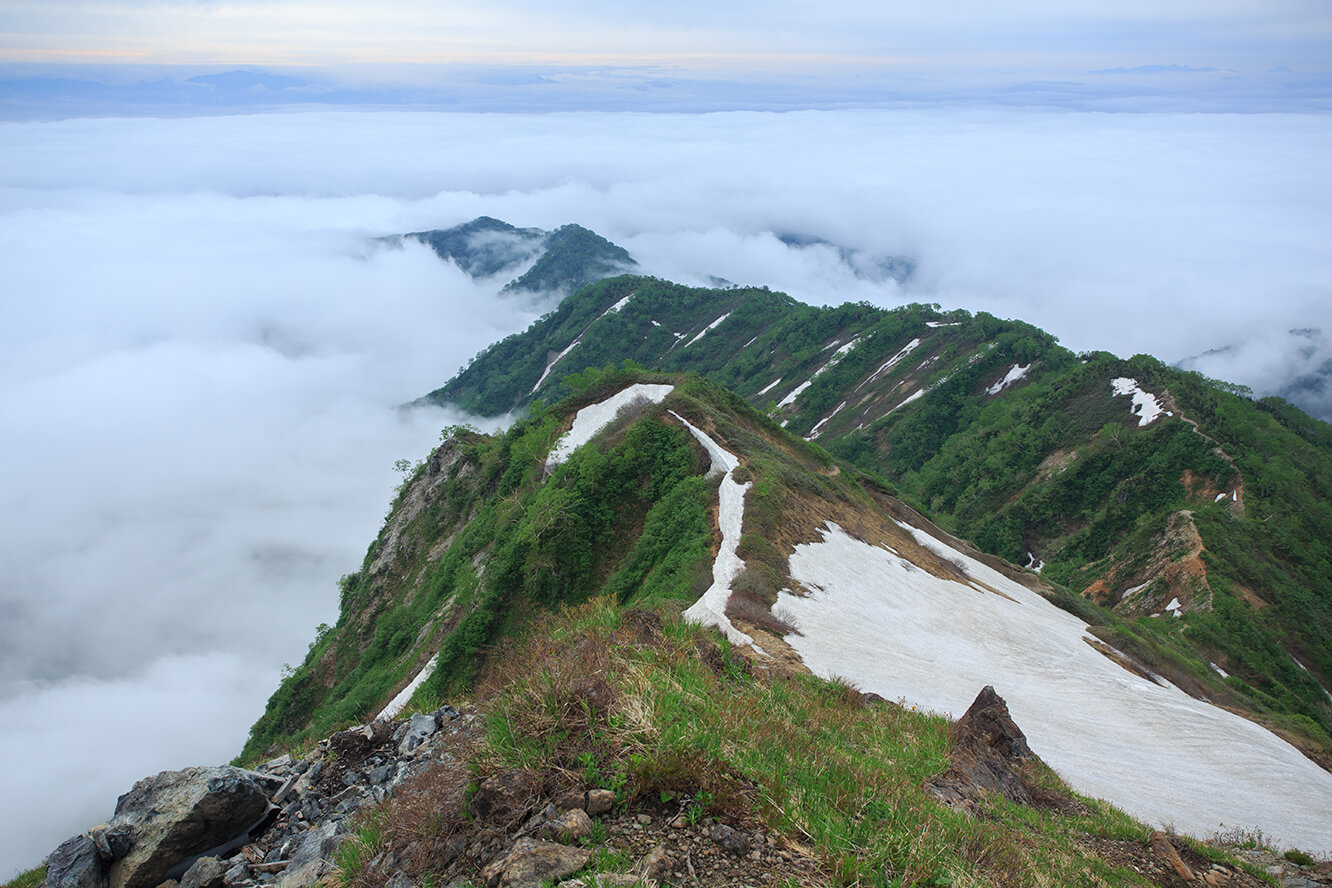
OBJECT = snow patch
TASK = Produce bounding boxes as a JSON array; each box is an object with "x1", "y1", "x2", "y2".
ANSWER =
[
  {"x1": 777, "y1": 380, "x2": 812, "y2": 409},
  {"x1": 774, "y1": 521, "x2": 1332, "y2": 854},
  {"x1": 670, "y1": 411, "x2": 754, "y2": 647},
  {"x1": 1165, "y1": 597, "x2": 1182, "y2": 616},
  {"x1": 532, "y1": 296, "x2": 637, "y2": 394},
  {"x1": 547, "y1": 384, "x2": 675, "y2": 466},
  {"x1": 890, "y1": 388, "x2": 926, "y2": 413},
  {"x1": 684, "y1": 312, "x2": 732, "y2": 348},
  {"x1": 1122, "y1": 581, "x2": 1150, "y2": 600},
  {"x1": 757, "y1": 378, "x2": 782, "y2": 397},
  {"x1": 858, "y1": 338, "x2": 921, "y2": 391},
  {"x1": 809, "y1": 401, "x2": 848, "y2": 438},
  {"x1": 531, "y1": 335, "x2": 585, "y2": 394},
  {"x1": 832, "y1": 338, "x2": 861, "y2": 358},
  {"x1": 926, "y1": 320, "x2": 961, "y2": 327},
  {"x1": 376, "y1": 653, "x2": 439, "y2": 721},
  {"x1": 1215, "y1": 492, "x2": 1228, "y2": 503},
  {"x1": 1211, "y1": 662, "x2": 1230, "y2": 679},
  {"x1": 650, "y1": 319, "x2": 662, "y2": 327},
  {"x1": 778, "y1": 338, "x2": 861, "y2": 409},
  {"x1": 986, "y1": 363, "x2": 1031, "y2": 396},
  {"x1": 1110, "y1": 377, "x2": 1169, "y2": 427},
  {"x1": 1025, "y1": 552, "x2": 1045, "y2": 573}
]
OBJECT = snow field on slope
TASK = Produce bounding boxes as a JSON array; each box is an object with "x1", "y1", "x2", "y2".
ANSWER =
[
  {"x1": 778, "y1": 380, "x2": 812, "y2": 409},
  {"x1": 669, "y1": 410, "x2": 755, "y2": 647},
  {"x1": 986, "y1": 363, "x2": 1031, "y2": 395},
  {"x1": 1110, "y1": 377, "x2": 1169, "y2": 426},
  {"x1": 859, "y1": 338, "x2": 922, "y2": 391},
  {"x1": 546, "y1": 383, "x2": 676, "y2": 466},
  {"x1": 775, "y1": 522, "x2": 1332, "y2": 854}
]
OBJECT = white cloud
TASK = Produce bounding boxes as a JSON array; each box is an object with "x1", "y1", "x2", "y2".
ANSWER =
[{"x1": 2, "y1": 105, "x2": 1330, "y2": 874}]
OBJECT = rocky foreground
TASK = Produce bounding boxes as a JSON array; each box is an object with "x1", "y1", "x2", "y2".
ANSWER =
[{"x1": 36, "y1": 686, "x2": 1332, "y2": 888}]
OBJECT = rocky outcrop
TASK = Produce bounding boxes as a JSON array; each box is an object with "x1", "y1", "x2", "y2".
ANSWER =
[
  {"x1": 41, "y1": 705, "x2": 468, "y2": 888},
  {"x1": 924, "y1": 685, "x2": 1038, "y2": 811},
  {"x1": 108, "y1": 767, "x2": 274, "y2": 888}
]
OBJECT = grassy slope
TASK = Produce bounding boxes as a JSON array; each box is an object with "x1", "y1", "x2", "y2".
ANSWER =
[{"x1": 335, "y1": 599, "x2": 1277, "y2": 888}]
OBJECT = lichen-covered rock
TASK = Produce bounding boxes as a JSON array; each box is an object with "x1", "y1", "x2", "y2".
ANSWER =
[
  {"x1": 107, "y1": 767, "x2": 272, "y2": 888},
  {"x1": 480, "y1": 838, "x2": 590, "y2": 888},
  {"x1": 533, "y1": 808, "x2": 592, "y2": 843}
]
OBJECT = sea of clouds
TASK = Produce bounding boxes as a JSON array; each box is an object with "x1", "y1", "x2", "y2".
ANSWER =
[{"x1": 1, "y1": 107, "x2": 1329, "y2": 873}]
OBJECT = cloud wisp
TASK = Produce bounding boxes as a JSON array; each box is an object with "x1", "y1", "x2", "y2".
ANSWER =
[{"x1": 1, "y1": 104, "x2": 1329, "y2": 873}]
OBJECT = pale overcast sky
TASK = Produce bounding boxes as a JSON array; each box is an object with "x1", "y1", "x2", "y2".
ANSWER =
[{"x1": 0, "y1": 0, "x2": 1327, "y2": 68}]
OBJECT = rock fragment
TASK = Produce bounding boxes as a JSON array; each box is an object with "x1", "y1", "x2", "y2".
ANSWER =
[{"x1": 479, "y1": 838, "x2": 590, "y2": 888}]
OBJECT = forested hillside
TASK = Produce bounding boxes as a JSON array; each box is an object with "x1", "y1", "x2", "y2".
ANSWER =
[{"x1": 424, "y1": 274, "x2": 1332, "y2": 759}]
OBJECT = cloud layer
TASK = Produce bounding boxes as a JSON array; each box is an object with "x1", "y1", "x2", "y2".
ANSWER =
[{"x1": 2, "y1": 106, "x2": 1329, "y2": 873}]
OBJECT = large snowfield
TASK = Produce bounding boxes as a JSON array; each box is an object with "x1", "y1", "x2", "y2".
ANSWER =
[{"x1": 775, "y1": 522, "x2": 1332, "y2": 854}]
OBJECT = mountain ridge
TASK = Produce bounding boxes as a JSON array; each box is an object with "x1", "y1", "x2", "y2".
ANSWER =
[{"x1": 419, "y1": 268, "x2": 1332, "y2": 763}]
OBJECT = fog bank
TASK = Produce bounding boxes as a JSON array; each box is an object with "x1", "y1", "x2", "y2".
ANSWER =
[{"x1": 2, "y1": 106, "x2": 1329, "y2": 873}]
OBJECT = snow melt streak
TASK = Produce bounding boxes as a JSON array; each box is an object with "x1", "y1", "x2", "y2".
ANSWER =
[
  {"x1": 376, "y1": 654, "x2": 439, "y2": 721},
  {"x1": 775, "y1": 522, "x2": 1332, "y2": 854},
  {"x1": 684, "y1": 312, "x2": 731, "y2": 348},
  {"x1": 547, "y1": 383, "x2": 675, "y2": 466},
  {"x1": 670, "y1": 411, "x2": 754, "y2": 646}
]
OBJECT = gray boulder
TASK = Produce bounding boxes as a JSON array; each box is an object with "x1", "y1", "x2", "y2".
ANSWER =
[
  {"x1": 397, "y1": 712, "x2": 439, "y2": 755},
  {"x1": 88, "y1": 824, "x2": 134, "y2": 863},
  {"x1": 107, "y1": 766, "x2": 272, "y2": 888},
  {"x1": 276, "y1": 819, "x2": 344, "y2": 888},
  {"x1": 46, "y1": 834, "x2": 105, "y2": 888},
  {"x1": 179, "y1": 857, "x2": 227, "y2": 888}
]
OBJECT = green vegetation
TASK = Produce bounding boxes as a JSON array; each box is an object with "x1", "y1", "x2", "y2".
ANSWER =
[
  {"x1": 504, "y1": 223, "x2": 636, "y2": 294},
  {"x1": 1, "y1": 867, "x2": 45, "y2": 888},
  {"x1": 339, "y1": 598, "x2": 1240, "y2": 888},
  {"x1": 244, "y1": 369, "x2": 719, "y2": 759},
  {"x1": 419, "y1": 275, "x2": 1332, "y2": 753},
  {"x1": 405, "y1": 216, "x2": 543, "y2": 278}
]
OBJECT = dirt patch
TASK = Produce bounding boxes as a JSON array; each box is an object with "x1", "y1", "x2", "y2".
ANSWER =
[
  {"x1": 1034, "y1": 447, "x2": 1080, "y2": 483},
  {"x1": 1085, "y1": 511, "x2": 1214, "y2": 617},
  {"x1": 1080, "y1": 834, "x2": 1268, "y2": 888},
  {"x1": 1182, "y1": 468, "x2": 1222, "y2": 504},
  {"x1": 1083, "y1": 637, "x2": 1164, "y2": 685}
]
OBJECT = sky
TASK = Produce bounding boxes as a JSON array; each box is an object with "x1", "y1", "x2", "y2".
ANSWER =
[
  {"x1": 2, "y1": 0, "x2": 1332, "y2": 114},
  {"x1": 1, "y1": 0, "x2": 1331, "y2": 878}
]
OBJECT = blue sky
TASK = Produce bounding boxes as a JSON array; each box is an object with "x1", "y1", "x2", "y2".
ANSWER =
[{"x1": 1, "y1": 0, "x2": 1330, "y2": 114}]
